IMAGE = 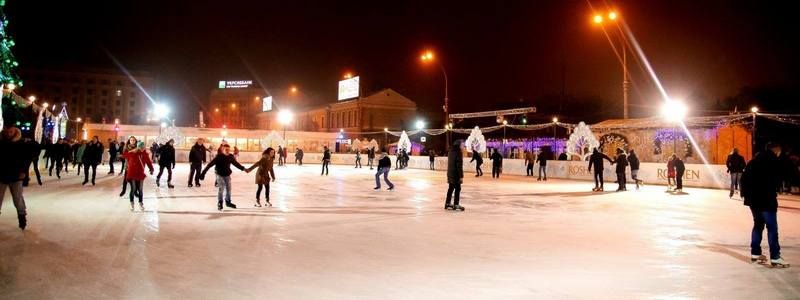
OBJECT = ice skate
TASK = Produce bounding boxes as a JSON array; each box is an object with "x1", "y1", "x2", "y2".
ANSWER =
[
  {"x1": 168, "y1": 183, "x2": 174, "y2": 189},
  {"x1": 139, "y1": 203, "x2": 145, "y2": 211},
  {"x1": 751, "y1": 255, "x2": 767, "y2": 264},
  {"x1": 374, "y1": 186, "x2": 380, "y2": 190},
  {"x1": 592, "y1": 187, "x2": 599, "y2": 192},
  {"x1": 729, "y1": 191, "x2": 734, "y2": 198},
  {"x1": 265, "y1": 200, "x2": 272, "y2": 207},
  {"x1": 18, "y1": 214, "x2": 26, "y2": 230},
  {"x1": 770, "y1": 258, "x2": 790, "y2": 268},
  {"x1": 444, "y1": 204, "x2": 453, "y2": 210},
  {"x1": 217, "y1": 202, "x2": 223, "y2": 211},
  {"x1": 254, "y1": 201, "x2": 262, "y2": 208},
  {"x1": 387, "y1": 186, "x2": 394, "y2": 191},
  {"x1": 130, "y1": 203, "x2": 135, "y2": 212},
  {"x1": 156, "y1": 180, "x2": 160, "y2": 187},
  {"x1": 225, "y1": 201, "x2": 237, "y2": 209},
  {"x1": 452, "y1": 205, "x2": 465, "y2": 211}
]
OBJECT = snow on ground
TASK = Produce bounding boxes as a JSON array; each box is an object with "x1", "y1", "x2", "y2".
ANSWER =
[{"x1": 1, "y1": 162, "x2": 799, "y2": 299}]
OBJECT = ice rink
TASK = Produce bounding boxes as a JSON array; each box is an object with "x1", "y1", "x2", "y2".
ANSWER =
[{"x1": 1, "y1": 162, "x2": 798, "y2": 299}]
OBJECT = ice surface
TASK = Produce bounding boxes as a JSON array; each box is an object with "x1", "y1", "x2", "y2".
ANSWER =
[{"x1": 1, "y1": 162, "x2": 798, "y2": 299}]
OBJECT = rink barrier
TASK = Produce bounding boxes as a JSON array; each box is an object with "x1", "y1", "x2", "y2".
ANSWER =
[{"x1": 170, "y1": 151, "x2": 731, "y2": 190}]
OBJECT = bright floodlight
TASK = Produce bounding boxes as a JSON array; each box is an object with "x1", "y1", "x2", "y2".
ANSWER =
[
  {"x1": 593, "y1": 14, "x2": 603, "y2": 24},
  {"x1": 154, "y1": 103, "x2": 170, "y2": 119},
  {"x1": 750, "y1": 106, "x2": 759, "y2": 113},
  {"x1": 278, "y1": 109, "x2": 294, "y2": 125},
  {"x1": 552, "y1": 117, "x2": 559, "y2": 123},
  {"x1": 160, "y1": 122, "x2": 167, "y2": 128},
  {"x1": 661, "y1": 100, "x2": 688, "y2": 122},
  {"x1": 608, "y1": 11, "x2": 618, "y2": 20},
  {"x1": 28, "y1": 95, "x2": 36, "y2": 102},
  {"x1": 415, "y1": 120, "x2": 425, "y2": 130}
]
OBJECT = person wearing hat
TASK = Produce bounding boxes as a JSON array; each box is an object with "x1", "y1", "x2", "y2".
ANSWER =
[
  {"x1": 121, "y1": 141, "x2": 154, "y2": 211},
  {"x1": 0, "y1": 127, "x2": 28, "y2": 229},
  {"x1": 156, "y1": 139, "x2": 176, "y2": 188},
  {"x1": 741, "y1": 142, "x2": 790, "y2": 267}
]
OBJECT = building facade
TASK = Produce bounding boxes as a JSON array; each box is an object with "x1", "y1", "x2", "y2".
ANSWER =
[{"x1": 19, "y1": 68, "x2": 155, "y2": 125}]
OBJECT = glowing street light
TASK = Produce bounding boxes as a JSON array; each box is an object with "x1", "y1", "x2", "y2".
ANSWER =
[
  {"x1": 278, "y1": 109, "x2": 294, "y2": 140},
  {"x1": 750, "y1": 106, "x2": 759, "y2": 113},
  {"x1": 231, "y1": 103, "x2": 237, "y2": 109},
  {"x1": 344, "y1": 72, "x2": 353, "y2": 79},
  {"x1": 608, "y1": 11, "x2": 618, "y2": 20},
  {"x1": 419, "y1": 48, "x2": 451, "y2": 148},
  {"x1": 76, "y1": 117, "x2": 82, "y2": 122},
  {"x1": 153, "y1": 103, "x2": 170, "y2": 119},
  {"x1": 593, "y1": 14, "x2": 604, "y2": 24},
  {"x1": 290, "y1": 86, "x2": 298, "y2": 94},
  {"x1": 552, "y1": 117, "x2": 559, "y2": 123},
  {"x1": 751, "y1": 106, "x2": 759, "y2": 158},
  {"x1": 28, "y1": 95, "x2": 36, "y2": 102},
  {"x1": 415, "y1": 119, "x2": 426, "y2": 130},
  {"x1": 43, "y1": 102, "x2": 49, "y2": 109},
  {"x1": 661, "y1": 100, "x2": 688, "y2": 122},
  {"x1": 591, "y1": 10, "x2": 630, "y2": 119}
]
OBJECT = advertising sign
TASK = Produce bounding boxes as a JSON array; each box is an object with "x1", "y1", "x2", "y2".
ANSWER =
[
  {"x1": 218, "y1": 80, "x2": 254, "y2": 89},
  {"x1": 262, "y1": 96, "x2": 273, "y2": 112},
  {"x1": 338, "y1": 76, "x2": 360, "y2": 100}
]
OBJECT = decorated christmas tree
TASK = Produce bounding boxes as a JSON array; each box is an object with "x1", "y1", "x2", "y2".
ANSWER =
[{"x1": 0, "y1": 0, "x2": 22, "y2": 129}]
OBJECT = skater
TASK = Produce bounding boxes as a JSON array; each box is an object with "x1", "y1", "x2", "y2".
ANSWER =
[
  {"x1": 0, "y1": 127, "x2": 28, "y2": 229},
  {"x1": 150, "y1": 142, "x2": 159, "y2": 162},
  {"x1": 245, "y1": 147, "x2": 276, "y2": 207},
  {"x1": 277, "y1": 146, "x2": 284, "y2": 166},
  {"x1": 614, "y1": 148, "x2": 628, "y2": 191},
  {"x1": 673, "y1": 154, "x2": 685, "y2": 193},
  {"x1": 42, "y1": 139, "x2": 52, "y2": 170},
  {"x1": 402, "y1": 150, "x2": 410, "y2": 169},
  {"x1": 71, "y1": 140, "x2": 81, "y2": 169},
  {"x1": 726, "y1": 148, "x2": 746, "y2": 198},
  {"x1": 588, "y1": 148, "x2": 613, "y2": 191},
  {"x1": 200, "y1": 144, "x2": 246, "y2": 211},
  {"x1": 445, "y1": 140, "x2": 465, "y2": 211},
  {"x1": 188, "y1": 138, "x2": 207, "y2": 187},
  {"x1": 295, "y1": 148, "x2": 304, "y2": 166},
  {"x1": 741, "y1": 142, "x2": 790, "y2": 268},
  {"x1": 233, "y1": 146, "x2": 240, "y2": 160},
  {"x1": 374, "y1": 149, "x2": 395, "y2": 190},
  {"x1": 355, "y1": 149, "x2": 362, "y2": 168},
  {"x1": 470, "y1": 148, "x2": 483, "y2": 177},
  {"x1": 281, "y1": 147, "x2": 288, "y2": 166},
  {"x1": 118, "y1": 137, "x2": 137, "y2": 197},
  {"x1": 558, "y1": 150, "x2": 569, "y2": 161},
  {"x1": 395, "y1": 149, "x2": 403, "y2": 170},
  {"x1": 107, "y1": 138, "x2": 118, "y2": 174},
  {"x1": 75, "y1": 140, "x2": 86, "y2": 176},
  {"x1": 666, "y1": 155, "x2": 677, "y2": 191},
  {"x1": 121, "y1": 141, "x2": 154, "y2": 211},
  {"x1": 48, "y1": 139, "x2": 65, "y2": 179},
  {"x1": 537, "y1": 149, "x2": 548, "y2": 181},
  {"x1": 156, "y1": 139, "x2": 176, "y2": 188},
  {"x1": 22, "y1": 138, "x2": 43, "y2": 187},
  {"x1": 629, "y1": 149, "x2": 642, "y2": 190},
  {"x1": 321, "y1": 146, "x2": 331, "y2": 175},
  {"x1": 490, "y1": 148, "x2": 503, "y2": 178},
  {"x1": 428, "y1": 149, "x2": 436, "y2": 170},
  {"x1": 524, "y1": 150, "x2": 535, "y2": 176},
  {"x1": 61, "y1": 139, "x2": 72, "y2": 174},
  {"x1": 82, "y1": 136, "x2": 104, "y2": 186},
  {"x1": 368, "y1": 147, "x2": 375, "y2": 170}
]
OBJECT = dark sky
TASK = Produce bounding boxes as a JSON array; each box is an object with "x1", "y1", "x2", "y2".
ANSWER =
[{"x1": 7, "y1": 0, "x2": 800, "y2": 126}]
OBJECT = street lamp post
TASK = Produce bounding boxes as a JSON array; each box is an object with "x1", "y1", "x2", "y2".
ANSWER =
[
  {"x1": 552, "y1": 117, "x2": 559, "y2": 140},
  {"x1": 278, "y1": 109, "x2": 294, "y2": 142},
  {"x1": 751, "y1": 106, "x2": 758, "y2": 158},
  {"x1": 420, "y1": 50, "x2": 450, "y2": 149},
  {"x1": 593, "y1": 11, "x2": 630, "y2": 119},
  {"x1": 384, "y1": 127, "x2": 389, "y2": 147},
  {"x1": 661, "y1": 100, "x2": 688, "y2": 154}
]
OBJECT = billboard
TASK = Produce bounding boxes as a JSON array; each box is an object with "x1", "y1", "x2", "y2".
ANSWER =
[
  {"x1": 262, "y1": 96, "x2": 273, "y2": 112},
  {"x1": 218, "y1": 80, "x2": 253, "y2": 89},
  {"x1": 338, "y1": 76, "x2": 360, "y2": 100}
]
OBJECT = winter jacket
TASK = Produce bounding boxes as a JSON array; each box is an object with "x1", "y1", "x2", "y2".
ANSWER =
[
  {"x1": 614, "y1": 154, "x2": 628, "y2": 173},
  {"x1": 537, "y1": 151, "x2": 548, "y2": 166},
  {"x1": 429, "y1": 151, "x2": 435, "y2": 162},
  {"x1": 108, "y1": 142, "x2": 118, "y2": 159},
  {"x1": 726, "y1": 153, "x2": 746, "y2": 173},
  {"x1": 470, "y1": 150, "x2": 483, "y2": 164},
  {"x1": 26, "y1": 140, "x2": 42, "y2": 163},
  {"x1": 0, "y1": 139, "x2": 27, "y2": 183},
  {"x1": 628, "y1": 153, "x2": 641, "y2": 170},
  {"x1": 201, "y1": 153, "x2": 245, "y2": 178},
  {"x1": 246, "y1": 154, "x2": 275, "y2": 184},
  {"x1": 83, "y1": 141, "x2": 104, "y2": 165},
  {"x1": 490, "y1": 151, "x2": 503, "y2": 166},
  {"x1": 189, "y1": 143, "x2": 207, "y2": 164},
  {"x1": 368, "y1": 148, "x2": 375, "y2": 159},
  {"x1": 295, "y1": 149, "x2": 304, "y2": 159},
  {"x1": 674, "y1": 158, "x2": 686, "y2": 174},
  {"x1": 525, "y1": 152, "x2": 536, "y2": 165},
  {"x1": 62, "y1": 143, "x2": 73, "y2": 160},
  {"x1": 75, "y1": 144, "x2": 86, "y2": 164},
  {"x1": 122, "y1": 150, "x2": 154, "y2": 181},
  {"x1": 49, "y1": 143, "x2": 65, "y2": 160},
  {"x1": 588, "y1": 151, "x2": 612, "y2": 172},
  {"x1": 447, "y1": 142, "x2": 464, "y2": 185},
  {"x1": 322, "y1": 149, "x2": 331, "y2": 161},
  {"x1": 741, "y1": 151, "x2": 781, "y2": 212},
  {"x1": 377, "y1": 155, "x2": 391, "y2": 169},
  {"x1": 158, "y1": 144, "x2": 176, "y2": 168},
  {"x1": 667, "y1": 160, "x2": 676, "y2": 178}
]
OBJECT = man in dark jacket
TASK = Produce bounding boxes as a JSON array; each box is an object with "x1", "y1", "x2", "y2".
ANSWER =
[
  {"x1": 446, "y1": 140, "x2": 465, "y2": 211},
  {"x1": 321, "y1": 146, "x2": 331, "y2": 175},
  {"x1": 428, "y1": 149, "x2": 436, "y2": 170},
  {"x1": 82, "y1": 136, "x2": 104, "y2": 186},
  {"x1": 108, "y1": 139, "x2": 118, "y2": 174},
  {"x1": 22, "y1": 138, "x2": 43, "y2": 186},
  {"x1": 48, "y1": 139, "x2": 65, "y2": 178},
  {"x1": 673, "y1": 154, "x2": 686, "y2": 193},
  {"x1": 490, "y1": 148, "x2": 503, "y2": 178},
  {"x1": 537, "y1": 149, "x2": 549, "y2": 181},
  {"x1": 740, "y1": 142, "x2": 788, "y2": 267},
  {"x1": 588, "y1": 148, "x2": 613, "y2": 191},
  {"x1": 61, "y1": 140, "x2": 72, "y2": 173},
  {"x1": 277, "y1": 146, "x2": 284, "y2": 166},
  {"x1": 614, "y1": 148, "x2": 629, "y2": 192},
  {"x1": 200, "y1": 144, "x2": 246, "y2": 210},
  {"x1": 367, "y1": 147, "x2": 375, "y2": 170},
  {"x1": 295, "y1": 148, "x2": 304, "y2": 166},
  {"x1": 0, "y1": 127, "x2": 28, "y2": 229},
  {"x1": 374, "y1": 149, "x2": 394, "y2": 190},
  {"x1": 156, "y1": 139, "x2": 176, "y2": 188},
  {"x1": 726, "y1": 148, "x2": 747, "y2": 198},
  {"x1": 470, "y1": 149, "x2": 483, "y2": 177},
  {"x1": 628, "y1": 149, "x2": 642, "y2": 190},
  {"x1": 188, "y1": 139, "x2": 207, "y2": 187}
]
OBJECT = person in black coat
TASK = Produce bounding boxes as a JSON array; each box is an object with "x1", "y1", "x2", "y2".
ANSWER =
[
  {"x1": 107, "y1": 139, "x2": 119, "y2": 174},
  {"x1": 188, "y1": 139, "x2": 207, "y2": 187},
  {"x1": 614, "y1": 148, "x2": 629, "y2": 192},
  {"x1": 490, "y1": 148, "x2": 503, "y2": 178},
  {"x1": 587, "y1": 148, "x2": 613, "y2": 191},
  {"x1": 367, "y1": 147, "x2": 375, "y2": 170},
  {"x1": 628, "y1": 149, "x2": 642, "y2": 190},
  {"x1": 671, "y1": 154, "x2": 686, "y2": 192},
  {"x1": 48, "y1": 139, "x2": 66, "y2": 178},
  {"x1": 156, "y1": 139, "x2": 176, "y2": 188},
  {"x1": 200, "y1": 144, "x2": 246, "y2": 210},
  {"x1": 374, "y1": 149, "x2": 394, "y2": 190},
  {"x1": 446, "y1": 140, "x2": 465, "y2": 210},
  {"x1": 321, "y1": 146, "x2": 331, "y2": 175},
  {"x1": 470, "y1": 149, "x2": 483, "y2": 177},
  {"x1": 740, "y1": 142, "x2": 788, "y2": 266},
  {"x1": 82, "y1": 136, "x2": 104, "y2": 186},
  {"x1": 71, "y1": 141, "x2": 81, "y2": 169},
  {"x1": 22, "y1": 138, "x2": 43, "y2": 187},
  {"x1": 61, "y1": 140, "x2": 72, "y2": 173},
  {"x1": 726, "y1": 147, "x2": 747, "y2": 198},
  {"x1": 0, "y1": 127, "x2": 29, "y2": 229},
  {"x1": 428, "y1": 149, "x2": 436, "y2": 170},
  {"x1": 537, "y1": 149, "x2": 549, "y2": 181}
]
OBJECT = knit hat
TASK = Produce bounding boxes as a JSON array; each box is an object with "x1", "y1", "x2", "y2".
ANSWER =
[{"x1": 137, "y1": 141, "x2": 146, "y2": 149}]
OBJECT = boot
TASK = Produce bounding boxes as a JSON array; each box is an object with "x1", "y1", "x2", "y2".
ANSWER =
[
  {"x1": 18, "y1": 214, "x2": 27, "y2": 230},
  {"x1": 729, "y1": 190, "x2": 734, "y2": 198},
  {"x1": 254, "y1": 199, "x2": 262, "y2": 207},
  {"x1": 168, "y1": 183, "x2": 174, "y2": 189},
  {"x1": 156, "y1": 179, "x2": 160, "y2": 187},
  {"x1": 225, "y1": 201, "x2": 237, "y2": 209},
  {"x1": 217, "y1": 202, "x2": 223, "y2": 211}
]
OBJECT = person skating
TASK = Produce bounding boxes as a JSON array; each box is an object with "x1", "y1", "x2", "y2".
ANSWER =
[
  {"x1": 22, "y1": 138, "x2": 43, "y2": 187},
  {"x1": 188, "y1": 138, "x2": 207, "y2": 187},
  {"x1": 246, "y1": 148, "x2": 276, "y2": 207},
  {"x1": 588, "y1": 148, "x2": 613, "y2": 191},
  {"x1": 117, "y1": 140, "x2": 126, "y2": 176},
  {"x1": 614, "y1": 148, "x2": 628, "y2": 192},
  {"x1": 42, "y1": 139, "x2": 52, "y2": 170},
  {"x1": 321, "y1": 146, "x2": 331, "y2": 176},
  {"x1": 277, "y1": 146, "x2": 284, "y2": 166},
  {"x1": 355, "y1": 149, "x2": 362, "y2": 168},
  {"x1": 75, "y1": 140, "x2": 86, "y2": 176},
  {"x1": 490, "y1": 148, "x2": 503, "y2": 178},
  {"x1": 71, "y1": 140, "x2": 81, "y2": 170},
  {"x1": 428, "y1": 149, "x2": 436, "y2": 170},
  {"x1": 445, "y1": 140, "x2": 465, "y2": 211},
  {"x1": 537, "y1": 149, "x2": 548, "y2": 181},
  {"x1": 48, "y1": 139, "x2": 65, "y2": 179},
  {"x1": 156, "y1": 139, "x2": 176, "y2": 188},
  {"x1": 726, "y1": 148, "x2": 747, "y2": 198},
  {"x1": 61, "y1": 139, "x2": 72, "y2": 174},
  {"x1": 295, "y1": 148, "x2": 304, "y2": 166},
  {"x1": 200, "y1": 144, "x2": 246, "y2": 211},
  {"x1": 107, "y1": 139, "x2": 118, "y2": 174},
  {"x1": 0, "y1": 127, "x2": 29, "y2": 229},
  {"x1": 121, "y1": 141, "x2": 154, "y2": 211},
  {"x1": 628, "y1": 149, "x2": 642, "y2": 190},
  {"x1": 82, "y1": 136, "x2": 104, "y2": 186},
  {"x1": 741, "y1": 142, "x2": 790, "y2": 268},
  {"x1": 367, "y1": 147, "x2": 375, "y2": 170},
  {"x1": 470, "y1": 149, "x2": 483, "y2": 177},
  {"x1": 666, "y1": 155, "x2": 676, "y2": 191},
  {"x1": 524, "y1": 150, "x2": 535, "y2": 176},
  {"x1": 150, "y1": 142, "x2": 159, "y2": 162},
  {"x1": 395, "y1": 149, "x2": 403, "y2": 170},
  {"x1": 672, "y1": 154, "x2": 685, "y2": 193},
  {"x1": 374, "y1": 149, "x2": 394, "y2": 190},
  {"x1": 118, "y1": 137, "x2": 137, "y2": 197}
]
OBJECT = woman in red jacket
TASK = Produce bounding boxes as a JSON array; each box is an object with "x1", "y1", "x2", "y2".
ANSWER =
[{"x1": 122, "y1": 141, "x2": 154, "y2": 211}]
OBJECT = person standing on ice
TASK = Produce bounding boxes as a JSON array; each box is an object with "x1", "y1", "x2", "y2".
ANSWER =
[
  {"x1": 354, "y1": 149, "x2": 362, "y2": 168},
  {"x1": 0, "y1": 127, "x2": 29, "y2": 229},
  {"x1": 374, "y1": 149, "x2": 394, "y2": 190},
  {"x1": 726, "y1": 148, "x2": 746, "y2": 198},
  {"x1": 428, "y1": 149, "x2": 436, "y2": 170},
  {"x1": 367, "y1": 147, "x2": 375, "y2": 170},
  {"x1": 82, "y1": 136, "x2": 104, "y2": 186},
  {"x1": 321, "y1": 146, "x2": 331, "y2": 175},
  {"x1": 536, "y1": 148, "x2": 548, "y2": 181},
  {"x1": 118, "y1": 137, "x2": 137, "y2": 197},
  {"x1": 22, "y1": 138, "x2": 43, "y2": 187},
  {"x1": 666, "y1": 155, "x2": 677, "y2": 191},
  {"x1": 295, "y1": 148, "x2": 304, "y2": 165},
  {"x1": 107, "y1": 138, "x2": 118, "y2": 175},
  {"x1": 61, "y1": 139, "x2": 72, "y2": 174},
  {"x1": 588, "y1": 148, "x2": 613, "y2": 192},
  {"x1": 395, "y1": 149, "x2": 404, "y2": 170},
  {"x1": 277, "y1": 145, "x2": 284, "y2": 166},
  {"x1": 740, "y1": 142, "x2": 790, "y2": 268},
  {"x1": 613, "y1": 148, "x2": 629, "y2": 192},
  {"x1": 74, "y1": 140, "x2": 86, "y2": 176},
  {"x1": 121, "y1": 141, "x2": 154, "y2": 212},
  {"x1": 156, "y1": 139, "x2": 176, "y2": 188},
  {"x1": 524, "y1": 150, "x2": 535, "y2": 176},
  {"x1": 201, "y1": 144, "x2": 246, "y2": 211},
  {"x1": 490, "y1": 148, "x2": 503, "y2": 178},
  {"x1": 445, "y1": 140, "x2": 465, "y2": 210},
  {"x1": 246, "y1": 147, "x2": 276, "y2": 207},
  {"x1": 628, "y1": 149, "x2": 642, "y2": 190},
  {"x1": 48, "y1": 138, "x2": 65, "y2": 178},
  {"x1": 188, "y1": 139, "x2": 207, "y2": 187},
  {"x1": 470, "y1": 148, "x2": 483, "y2": 177},
  {"x1": 672, "y1": 154, "x2": 686, "y2": 193}
]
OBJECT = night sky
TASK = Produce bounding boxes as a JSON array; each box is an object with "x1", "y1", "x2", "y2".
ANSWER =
[{"x1": 7, "y1": 0, "x2": 800, "y2": 126}]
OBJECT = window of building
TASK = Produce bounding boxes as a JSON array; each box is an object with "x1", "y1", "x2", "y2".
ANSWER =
[
  {"x1": 101, "y1": 90, "x2": 108, "y2": 96},
  {"x1": 115, "y1": 89, "x2": 122, "y2": 97},
  {"x1": 130, "y1": 92, "x2": 136, "y2": 98},
  {"x1": 129, "y1": 101, "x2": 135, "y2": 107},
  {"x1": 114, "y1": 110, "x2": 120, "y2": 116}
]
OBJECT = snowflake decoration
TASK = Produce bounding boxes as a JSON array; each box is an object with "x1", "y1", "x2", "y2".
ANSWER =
[
  {"x1": 566, "y1": 122, "x2": 599, "y2": 160},
  {"x1": 465, "y1": 126, "x2": 487, "y2": 153}
]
